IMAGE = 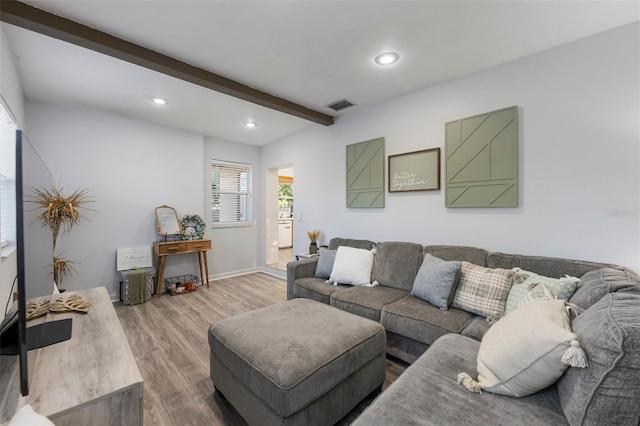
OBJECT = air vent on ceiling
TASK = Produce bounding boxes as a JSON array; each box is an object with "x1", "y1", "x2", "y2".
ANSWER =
[{"x1": 327, "y1": 99, "x2": 355, "y2": 112}]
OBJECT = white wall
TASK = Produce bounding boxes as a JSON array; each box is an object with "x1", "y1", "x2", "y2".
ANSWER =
[
  {"x1": 0, "y1": 25, "x2": 24, "y2": 316},
  {"x1": 25, "y1": 100, "x2": 204, "y2": 299},
  {"x1": 260, "y1": 22, "x2": 640, "y2": 272},
  {"x1": 0, "y1": 26, "x2": 24, "y2": 127},
  {"x1": 202, "y1": 136, "x2": 261, "y2": 278}
]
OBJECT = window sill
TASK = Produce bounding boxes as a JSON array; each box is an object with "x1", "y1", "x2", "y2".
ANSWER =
[
  {"x1": 1, "y1": 244, "x2": 16, "y2": 259},
  {"x1": 210, "y1": 221, "x2": 254, "y2": 229}
]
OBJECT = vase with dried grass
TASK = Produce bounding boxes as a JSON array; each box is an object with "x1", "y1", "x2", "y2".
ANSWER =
[
  {"x1": 307, "y1": 229, "x2": 320, "y2": 254},
  {"x1": 30, "y1": 184, "x2": 93, "y2": 290}
]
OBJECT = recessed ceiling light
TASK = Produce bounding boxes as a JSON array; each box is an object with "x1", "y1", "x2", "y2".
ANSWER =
[
  {"x1": 244, "y1": 121, "x2": 258, "y2": 129},
  {"x1": 150, "y1": 97, "x2": 166, "y2": 105},
  {"x1": 374, "y1": 52, "x2": 399, "y2": 66}
]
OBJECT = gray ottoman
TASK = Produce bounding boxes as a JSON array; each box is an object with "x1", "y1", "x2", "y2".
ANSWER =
[{"x1": 208, "y1": 298, "x2": 386, "y2": 426}]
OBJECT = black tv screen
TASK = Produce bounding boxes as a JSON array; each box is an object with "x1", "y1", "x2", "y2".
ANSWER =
[{"x1": 0, "y1": 130, "x2": 71, "y2": 397}]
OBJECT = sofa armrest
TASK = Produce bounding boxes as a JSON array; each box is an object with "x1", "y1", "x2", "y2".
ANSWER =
[{"x1": 286, "y1": 258, "x2": 319, "y2": 300}]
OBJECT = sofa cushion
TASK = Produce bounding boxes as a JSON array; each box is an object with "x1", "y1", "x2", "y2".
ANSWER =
[
  {"x1": 451, "y1": 262, "x2": 514, "y2": 323},
  {"x1": 569, "y1": 268, "x2": 640, "y2": 310},
  {"x1": 314, "y1": 248, "x2": 336, "y2": 279},
  {"x1": 330, "y1": 286, "x2": 408, "y2": 322},
  {"x1": 327, "y1": 237, "x2": 375, "y2": 251},
  {"x1": 557, "y1": 293, "x2": 640, "y2": 425},
  {"x1": 411, "y1": 254, "x2": 461, "y2": 310},
  {"x1": 329, "y1": 246, "x2": 375, "y2": 286},
  {"x1": 294, "y1": 277, "x2": 349, "y2": 304},
  {"x1": 381, "y1": 295, "x2": 474, "y2": 346},
  {"x1": 371, "y1": 241, "x2": 424, "y2": 291},
  {"x1": 460, "y1": 316, "x2": 492, "y2": 341},
  {"x1": 486, "y1": 252, "x2": 622, "y2": 280},
  {"x1": 459, "y1": 299, "x2": 585, "y2": 397},
  {"x1": 352, "y1": 334, "x2": 568, "y2": 426},
  {"x1": 423, "y1": 245, "x2": 489, "y2": 266}
]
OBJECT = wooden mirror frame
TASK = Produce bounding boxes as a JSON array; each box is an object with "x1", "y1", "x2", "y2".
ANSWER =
[{"x1": 155, "y1": 205, "x2": 183, "y2": 236}]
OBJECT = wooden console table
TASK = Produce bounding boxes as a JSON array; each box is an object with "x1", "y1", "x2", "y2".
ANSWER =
[
  {"x1": 0, "y1": 287, "x2": 143, "y2": 425},
  {"x1": 153, "y1": 239, "x2": 211, "y2": 295}
]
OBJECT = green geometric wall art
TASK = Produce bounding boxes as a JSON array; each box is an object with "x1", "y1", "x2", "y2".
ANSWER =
[
  {"x1": 445, "y1": 106, "x2": 518, "y2": 207},
  {"x1": 346, "y1": 137, "x2": 385, "y2": 208}
]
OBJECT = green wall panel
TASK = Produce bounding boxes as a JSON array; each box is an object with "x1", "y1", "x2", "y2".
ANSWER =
[
  {"x1": 445, "y1": 106, "x2": 518, "y2": 207},
  {"x1": 346, "y1": 137, "x2": 385, "y2": 208}
]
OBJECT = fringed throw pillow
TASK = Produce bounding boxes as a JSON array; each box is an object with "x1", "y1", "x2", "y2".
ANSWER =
[
  {"x1": 457, "y1": 299, "x2": 588, "y2": 397},
  {"x1": 505, "y1": 268, "x2": 580, "y2": 312}
]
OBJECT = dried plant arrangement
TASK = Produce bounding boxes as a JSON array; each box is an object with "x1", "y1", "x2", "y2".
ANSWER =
[
  {"x1": 29, "y1": 184, "x2": 93, "y2": 288},
  {"x1": 307, "y1": 229, "x2": 320, "y2": 242},
  {"x1": 52, "y1": 255, "x2": 77, "y2": 287}
]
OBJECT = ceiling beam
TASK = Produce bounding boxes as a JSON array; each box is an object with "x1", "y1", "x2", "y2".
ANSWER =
[{"x1": 0, "y1": 0, "x2": 335, "y2": 126}]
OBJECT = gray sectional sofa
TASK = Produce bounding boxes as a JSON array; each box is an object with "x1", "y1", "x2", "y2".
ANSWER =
[{"x1": 287, "y1": 237, "x2": 640, "y2": 425}]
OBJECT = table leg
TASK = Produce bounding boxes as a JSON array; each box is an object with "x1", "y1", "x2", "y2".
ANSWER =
[
  {"x1": 197, "y1": 252, "x2": 205, "y2": 288},
  {"x1": 156, "y1": 255, "x2": 166, "y2": 297},
  {"x1": 203, "y1": 250, "x2": 210, "y2": 288}
]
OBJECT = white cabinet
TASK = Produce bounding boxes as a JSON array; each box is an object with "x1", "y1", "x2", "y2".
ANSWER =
[{"x1": 278, "y1": 221, "x2": 292, "y2": 248}]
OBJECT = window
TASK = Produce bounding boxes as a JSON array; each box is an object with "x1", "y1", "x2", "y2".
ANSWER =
[
  {"x1": 0, "y1": 103, "x2": 16, "y2": 248},
  {"x1": 211, "y1": 160, "x2": 252, "y2": 226}
]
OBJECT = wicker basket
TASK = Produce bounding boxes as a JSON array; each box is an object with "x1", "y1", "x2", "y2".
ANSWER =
[{"x1": 164, "y1": 274, "x2": 200, "y2": 296}]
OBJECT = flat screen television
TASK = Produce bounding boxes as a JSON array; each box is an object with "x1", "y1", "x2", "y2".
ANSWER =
[{"x1": 0, "y1": 130, "x2": 72, "y2": 396}]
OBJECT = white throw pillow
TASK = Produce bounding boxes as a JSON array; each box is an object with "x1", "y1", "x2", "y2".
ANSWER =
[
  {"x1": 9, "y1": 405, "x2": 54, "y2": 426},
  {"x1": 457, "y1": 299, "x2": 588, "y2": 397},
  {"x1": 328, "y1": 246, "x2": 375, "y2": 286}
]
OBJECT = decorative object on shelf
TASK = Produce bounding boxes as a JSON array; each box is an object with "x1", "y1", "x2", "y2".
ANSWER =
[
  {"x1": 388, "y1": 148, "x2": 441, "y2": 192},
  {"x1": 164, "y1": 274, "x2": 200, "y2": 296},
  {"x1": 30, "y1": 184, "x2": 94, "y2": 290},
  {"x1": 307, "y1": 229, "x2": 320, "y2": 254},
  {"x1": 181, "y1": 214, "x2": 206, "y2": 240},
  {"x1": 49, "y1": 294, "x2": 93, "y2": 314},
  {"x1": 26, "y1": 299, "x2": 51, "y2": 321},
  {"x1": 154, "y1": 205, "x2": 183, "y2": 241}
]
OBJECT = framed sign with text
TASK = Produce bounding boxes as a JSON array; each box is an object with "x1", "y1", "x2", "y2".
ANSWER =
[{"x1": 388, "y1": 148, "x2": 440, "y2": 192}]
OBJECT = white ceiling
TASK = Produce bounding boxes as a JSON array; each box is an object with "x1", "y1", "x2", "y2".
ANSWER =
[{"x1": 3, "y1": 1, "x2": 638, "y2": 146}]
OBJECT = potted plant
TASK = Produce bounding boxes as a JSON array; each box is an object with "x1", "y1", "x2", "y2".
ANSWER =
[
  {"x1": 31, "y1": 184, "x2": 92, "y2": 290},
  {"x1": 307, "y1": 229, "x2": 320, "y2": 254}
]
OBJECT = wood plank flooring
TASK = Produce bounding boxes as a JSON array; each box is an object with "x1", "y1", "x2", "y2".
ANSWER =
[{"x1": 114, "y1": 272, "x2": 407, "y2": 426}]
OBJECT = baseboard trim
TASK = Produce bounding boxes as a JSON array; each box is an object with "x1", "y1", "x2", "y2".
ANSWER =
[
  {"x1": 209, "y1": 267, "x2": 285, "y2": 282},
  {"x1": 111, "y1": 268, "x2": 286, "y2": 301},
  {"x1": 258, "y1": 266, "x2": 287, "y2": 280}
]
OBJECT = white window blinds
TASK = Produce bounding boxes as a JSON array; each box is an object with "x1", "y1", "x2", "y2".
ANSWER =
[
  {"x1": 0, "y1": 103, "x2": 16, "y2": 248},
  {"x1": 211, "y1": 160, "x2": 252, "y2": 225}
]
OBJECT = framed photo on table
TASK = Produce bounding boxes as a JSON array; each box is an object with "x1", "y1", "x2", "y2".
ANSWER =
[{"x1": 388, "y1": 148, "x2": 441, "y2": 192}]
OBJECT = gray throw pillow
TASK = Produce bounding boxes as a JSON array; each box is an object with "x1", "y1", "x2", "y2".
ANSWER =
[
  {"x1": 411, "y1": 254, "x2": 461, "y2": 310},
  {"x1": 557, "y1": 293, "x2": 640, "y2": 425},
  {"x1": 314, "y1": 248, "x2": 337, "y2": 279},
  {"x1": 569, "y1": 268, "x2": 640, "y2": 310}
]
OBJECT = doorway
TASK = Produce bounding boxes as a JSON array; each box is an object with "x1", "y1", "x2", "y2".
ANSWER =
[{"x1": 266, "y1": 166, "x2": 294, "y2": 271}]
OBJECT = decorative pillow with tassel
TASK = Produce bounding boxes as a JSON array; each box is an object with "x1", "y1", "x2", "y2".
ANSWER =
[{"x1": 457, "y1": 299, "x2": 588, "y2": 397}]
